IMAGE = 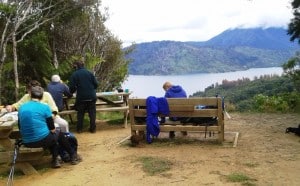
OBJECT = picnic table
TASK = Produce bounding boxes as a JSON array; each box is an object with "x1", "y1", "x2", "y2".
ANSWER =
[
  {"x1": 0, "y1": 112, "x2": 45, "y2": 175},
  {"x1": 60, "y1": 91, "x2": 131, "y2": 128}
]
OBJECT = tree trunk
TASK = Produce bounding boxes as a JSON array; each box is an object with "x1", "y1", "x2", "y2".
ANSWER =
[
  {"x1": 12, "y1": 33, "x2": 19, "y2": 101},
  {"x1": 0, "y1": 40, "x2": 8, "y2": 105}
]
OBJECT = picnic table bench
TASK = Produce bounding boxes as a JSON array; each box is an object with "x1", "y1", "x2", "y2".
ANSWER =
[
  {"x1": 128, "y1": 97, "x2": 225, "y2": 143},
  {"x1": 0, "y1": 113, "x2": 45, "y2": 175},
  {"x1": 59, "y1": 91, "x2": 131, "y2": 128}
]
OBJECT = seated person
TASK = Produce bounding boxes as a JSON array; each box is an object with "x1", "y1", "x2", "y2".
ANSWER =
[
  {"x1": 47, "y1": 74, "x2": 73, "y2": 112},
  {"x1": 163, "y1": 81, "x2": 187, "y2": 138},
  {"x1": 18, "y1": 86, "x2": 80, "y2": 168},
  {"x1": 6, "y1": 80, "x2": 70, "y2": 133}
]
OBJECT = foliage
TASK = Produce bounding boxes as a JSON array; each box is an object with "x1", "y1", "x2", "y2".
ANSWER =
[
  {"x1": 282, "y1": 52, "x2": 300, "y2": 91},
  {"x1": 253, "y1": 94, "x2": 289, "y2": 113},
  {"x1": 0, "y1": 0, "x2": 130, "y2": 104},
  {"x1": 288, "y1": 0, "x2": 300, "y2": 44},
  {"x1": 192, "y1": 75, "x2": 300, "y2": 112},
  {"x1": 226, "y1": 172, "x2": 253, "y2": 183}
]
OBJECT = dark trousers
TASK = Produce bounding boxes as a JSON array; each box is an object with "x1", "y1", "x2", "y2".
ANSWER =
[
  {"x1": 24, "y1": 133, "x2": 59, "y2": 160},
  {"x1": 76, "y1": 100, "x2": 96, "y2": 131}
]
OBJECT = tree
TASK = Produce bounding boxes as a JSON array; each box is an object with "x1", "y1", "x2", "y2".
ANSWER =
[
  {"x1": 283, "y1": 0, "x2": 300, "y2": 92},
  {"x1": 0, "y1": 0, "x2": 70, "y2": 101},
  {"x1": 288, "y1": 0, "x2": 300, "y2": 44},
  {"x1": 0, "y1": 0, "x2": 131, "y2": 104}
]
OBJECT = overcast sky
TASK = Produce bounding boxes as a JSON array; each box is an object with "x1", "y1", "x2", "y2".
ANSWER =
[{"x1": 101, "y1": 0, "x2": 293, "y2": 47}]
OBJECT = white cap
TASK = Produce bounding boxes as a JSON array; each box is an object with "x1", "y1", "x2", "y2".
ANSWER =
[{"x1": 51, "y1": 75, "x2": 61, "y2": 82}]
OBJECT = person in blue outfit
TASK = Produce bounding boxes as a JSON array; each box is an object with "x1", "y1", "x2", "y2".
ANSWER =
[
  {"x1": 163, "y1": 81, "x2": 187, "y2": 98},
  {"x1": 69, "y1": 60, "x2": 99, "y2": 133},
  {"x1": 163, "y1": 81, "x2": 188, "y2": 138},
  {"x1": 18, "y1": 86, "x2": 80, "y2": 168}
]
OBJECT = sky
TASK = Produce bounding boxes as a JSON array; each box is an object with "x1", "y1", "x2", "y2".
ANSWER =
[{"x1": 101, "y1": 0, "x2": 294, "y2": 47}]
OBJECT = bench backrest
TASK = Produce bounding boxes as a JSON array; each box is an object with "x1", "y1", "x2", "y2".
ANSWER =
[{"x1": 128, "y1": 97, "x2": 224, "y2": 124}]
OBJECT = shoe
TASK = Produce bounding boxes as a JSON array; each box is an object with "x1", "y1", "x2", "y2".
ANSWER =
[
  {"x1": 89, "y1": 128, "x2": 96, "y2": 133},
  {"x1": 52, "y1": 157, "x2": 61, "y2": 168},
  {"x1": 70, "y1": 155, "x2": 78, "y2": 165},
  {"x1": 70, "y1": 153, "x2": 82, "y2": 165},
  {"x1": 169, "y1": 131, "x2": 175, "y2": 139},
  {"x1": 76, "y1": 154, "x2": 83, "y2": 162}
]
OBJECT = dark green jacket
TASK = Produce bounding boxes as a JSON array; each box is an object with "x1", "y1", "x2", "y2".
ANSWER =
[{"x1": 69, "y1": 67, "x2": 98, "y2": 102}]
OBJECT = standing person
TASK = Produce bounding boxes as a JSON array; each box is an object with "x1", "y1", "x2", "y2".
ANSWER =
[
  {"x1": 69, "y1": 60, "x2": 98, "y2": 133},
  {"x1": 163, "y1": 81, "x2": 188, "y2": 138},
  {"x1": 47, "y1": 74, "x2": 73, "y2": 112},
  {"x1": 18, "y1": 86, "x2": 79, "y2": 168},
  {"x1": 6, "y1": 80, "x2": 70, "y2": 133}
]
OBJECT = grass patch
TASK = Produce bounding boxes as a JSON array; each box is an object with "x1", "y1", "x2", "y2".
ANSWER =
[
  {"x1": 137, "y1": 156, "x2": 172, "y2": 176},
  {"x1": 226, "y1": 172, "x2": 256, "y2": 185},
  {"x1": 98, "y1": 112, "x2": 125, "y2": 125},
  {"x1": 244, "y1": 162, "x2": 259, "y2": 168}
]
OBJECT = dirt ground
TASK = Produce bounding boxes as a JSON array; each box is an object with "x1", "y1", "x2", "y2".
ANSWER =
[{"x1": 1, "y1": 113, "x2": 300, "y2": 186}]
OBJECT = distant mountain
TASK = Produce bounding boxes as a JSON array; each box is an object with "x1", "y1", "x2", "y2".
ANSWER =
[
  {"x1": 126, "y1": 27, "x2": 299, "y2": 75},
  {"x1": 200, "y1": 27, "x2": 298, "y2": 50}
]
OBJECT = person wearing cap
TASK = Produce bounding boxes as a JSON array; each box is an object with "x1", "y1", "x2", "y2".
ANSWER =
[
  {"x1": 162, "y1": 81, "x2": 188, "y2": 138},
  {"x1": 6, "y1": 80, "x2": 70, "y2": 133},
  {"x1": 69, "y1": 60, "x2": 98, "y2": 133},
  {"x1": 18, "y1": 86, "x2": 80, "y2": 168}
]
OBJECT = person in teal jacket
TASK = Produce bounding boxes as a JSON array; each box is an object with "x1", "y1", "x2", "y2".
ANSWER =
[{"x1": 18, "y1": 86, "x2": 80, "y2": 168}]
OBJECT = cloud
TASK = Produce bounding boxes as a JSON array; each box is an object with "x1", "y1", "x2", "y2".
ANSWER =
[{"x1": 101, "y1": 0, "x2": 293, "y2": 46}]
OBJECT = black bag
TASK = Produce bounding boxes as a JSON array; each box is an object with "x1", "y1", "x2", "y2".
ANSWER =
[
  {"x1": 180, "y1": 117, "x2": 217, "y2": 125},
  {"x1": 58, "y1": 132, "x2": 78, "y2": 162},
  {"x1": 286, "y1": 124, "x2": 300, "y2": 136}
]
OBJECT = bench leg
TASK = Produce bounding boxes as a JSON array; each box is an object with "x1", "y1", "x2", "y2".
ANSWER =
[
  {"x1": 123, "y1": 110, "x2": 129, "y2": 128},
  {"x1": 16, "y1": 162, "x2": 40, "y2": 175}
]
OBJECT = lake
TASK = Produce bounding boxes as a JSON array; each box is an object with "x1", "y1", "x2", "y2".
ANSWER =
[{"x1": 122, "y1": 67, "x2": 284, "y2": 98}]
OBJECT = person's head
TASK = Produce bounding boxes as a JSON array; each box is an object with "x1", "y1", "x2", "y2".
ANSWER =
[
  {"x1": 26, "y1": 80, "x2": 41, "y2": 93},
  {"x1": 163, "y1": 81, "x2": 172, "y2": 91},
  {"x1": 72, "y1": 60, "x2": 84, "y2": 70},
  {"x1": 51, "y1": 74, "x2": 61, "y2": 82},
  {"x1": 30, "y1": 86, "x2": 44, "y2": 100}
]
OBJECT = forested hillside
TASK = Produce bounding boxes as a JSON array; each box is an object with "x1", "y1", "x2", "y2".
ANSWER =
[
  {"x1": 126, "y1": 27, "x2": 299, "y2": 75},
  {"x1": 192, "y1": 75, "x2": 300, "y2": 112}
]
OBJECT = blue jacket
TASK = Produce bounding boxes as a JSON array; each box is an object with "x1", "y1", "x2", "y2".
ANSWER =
[
  {"x1": 146, "y1": 96, "x2": 169, "y2": 143},
  {"x1": 47, "y1": 82, "x2": 72, "y2": 111},
  {"x1": 164, "y1": 85, "x2": 187, "y2": 98}
]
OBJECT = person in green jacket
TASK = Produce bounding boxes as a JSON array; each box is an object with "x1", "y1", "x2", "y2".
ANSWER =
[{"x1": 69, "y1": 60, "x2": 98, "y2": 133}]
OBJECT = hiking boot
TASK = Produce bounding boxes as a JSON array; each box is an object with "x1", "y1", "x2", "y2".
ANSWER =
[
  {"x1": 89, "y1": 128, "x2": 96, "y2": 133},
  {"x1": 76, "y1": 154, "x2": 83, "y2": 162},
  {"x1": 52, "y1": 157, "x2": 61, "y2": 168},
  {"x1": 70, "y1": 156, "x2": 78, "y2": 165},
  {"x1": 70, "y1": 153, "x2": 82, "y2": 165}
]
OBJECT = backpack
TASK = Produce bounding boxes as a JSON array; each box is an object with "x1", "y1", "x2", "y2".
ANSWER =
[
  {"x1": 58, "y1": 132, "x2": 78, "y2": 162},
  {"x1": 286, "y1": 124, "x2": 300, "y2": 136}
]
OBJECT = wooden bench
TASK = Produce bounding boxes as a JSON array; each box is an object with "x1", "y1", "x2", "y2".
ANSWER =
[
  {"x1": 8, "y1": 131, "x2": 46, "y2": 175},
  {"x1": 128, "y1": 97, "x2": 225, "y2": 143},
  {"x1": 59, "y1": 106, "x2": 129, "y2": 128}
]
